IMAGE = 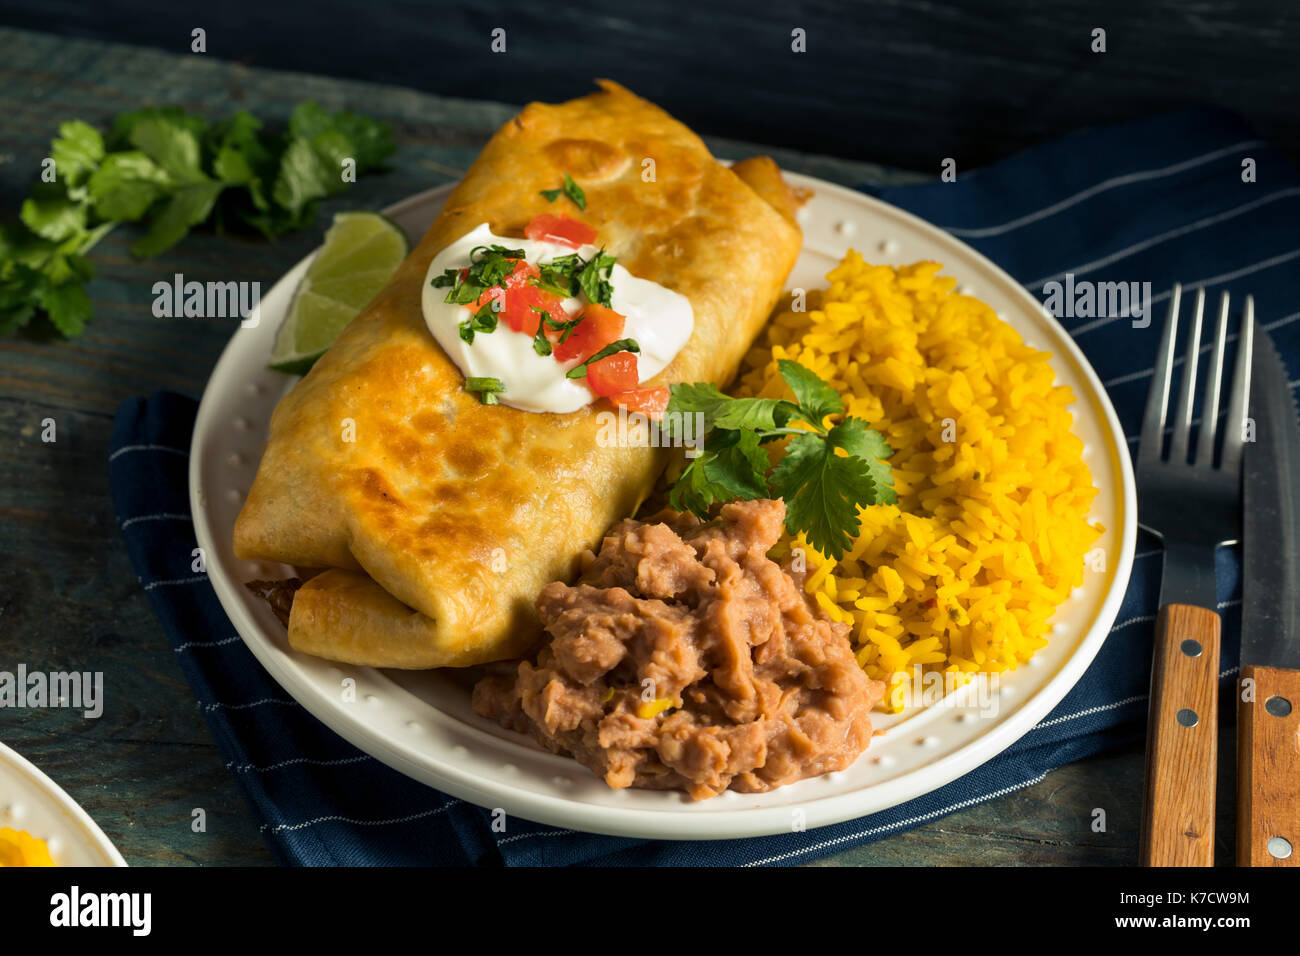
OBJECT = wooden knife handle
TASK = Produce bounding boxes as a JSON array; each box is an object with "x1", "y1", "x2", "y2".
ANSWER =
[
  {"x1": 1237, "y1": 665, "x2": 1300, "y2": 866},
  {"x1": 1140, "y1": 604, "x2": 1221, "y2": 867}
]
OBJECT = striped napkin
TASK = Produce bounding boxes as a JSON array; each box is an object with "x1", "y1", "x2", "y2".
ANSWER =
[{"x1": 111, "y1": 106, "x2": 1297, "y2": 865}]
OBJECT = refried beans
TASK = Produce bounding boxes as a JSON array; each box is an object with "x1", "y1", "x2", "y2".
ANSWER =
[{"x1": 472, "y1": 498, "x2": 886, "y2": 800}]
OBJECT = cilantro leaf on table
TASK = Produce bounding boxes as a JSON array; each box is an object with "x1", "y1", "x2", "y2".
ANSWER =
[
  {"x1": 664, "y1": 361, "x2": 896, "y2": 559},
  {"x1": 131, "y1": 182, "x2": 226, "y2": 258},
  {"x1": 127, "y1": 117, "x2": 210, "y2": 183},
  {"x1": 49, "y1": 121, "x2": 105, "y2": 194},
  {"x1": 87, "y1": 153, "x2": 172, "y2": 221},
  {"x1": 1, "y1": 101, "x2": 396, "y2": 339},
  {"x1": 20, "y1": 192, "x2": 88, "y2": 242},
  {"x1": 37, "y1": 279, "x2": 94, "y2": 338}
]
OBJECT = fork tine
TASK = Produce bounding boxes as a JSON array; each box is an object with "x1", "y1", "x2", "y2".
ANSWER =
[
  {"x1": 1169, "y1": 287, "x2": 1206, "y2": 465},
  {"x1": 1140, "y1": 284, "x2": 1181, "y2": 462},
  {"x1": 1195, "y1": 292, "x2": 1230, "y2": 465},
  {"x1": 1220, "y1": 294, "x2": 1255, "y2": 476}
]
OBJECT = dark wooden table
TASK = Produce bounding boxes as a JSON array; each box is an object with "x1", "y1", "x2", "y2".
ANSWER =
[{"x1": 0, "y1": 27, "x2": 1193, "y2": 866}]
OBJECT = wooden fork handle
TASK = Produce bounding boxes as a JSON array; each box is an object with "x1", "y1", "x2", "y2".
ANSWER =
[
  {"x1": 1237, "y1": 665, "x2": 1300, "y2": 866},
  {"x1": 1140, "y1": 604, "x2": 1221, "y2": 866}
]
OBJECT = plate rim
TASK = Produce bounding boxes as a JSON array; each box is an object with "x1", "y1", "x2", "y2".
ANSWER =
[{"x1": 190, "y1": 172, "x2": 1137, "y2": 841}]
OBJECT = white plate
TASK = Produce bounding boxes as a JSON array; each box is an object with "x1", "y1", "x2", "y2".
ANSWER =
[
  {"x1": 191, "y1": 174, "x2": 1136, "y2": 840},
  {"x1": 0, "y1": 740, "x2": 127, "y2": 866}
]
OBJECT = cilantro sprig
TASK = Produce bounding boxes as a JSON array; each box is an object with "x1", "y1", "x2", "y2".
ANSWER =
[
  {"x1": 666, "y1": 359, "x2": 896, "y2": 559},
  {"x1": 2, "y1": 103, "x2": 395, "y2": 338}
]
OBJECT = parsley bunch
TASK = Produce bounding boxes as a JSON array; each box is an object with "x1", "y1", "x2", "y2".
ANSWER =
[
  {"x1": 666, "y1": 359, "x2": 896, "y2": 559},
  {"x1": 1, "y1": 102, "x2": 394, "y2": 338}
]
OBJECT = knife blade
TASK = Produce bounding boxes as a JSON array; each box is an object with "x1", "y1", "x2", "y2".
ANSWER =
[
  {"x1": 1242, "y1": 330, "x2": 1300, "y2": 669},
  {"x1": 1238, "y1": 327, "x2": 1300, "y2": 866}
]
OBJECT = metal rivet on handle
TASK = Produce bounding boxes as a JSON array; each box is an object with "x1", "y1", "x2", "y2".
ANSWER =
[
  {"x1": 1265, "y1": 696, "x2": 1293, "y2": 718},
  {"x1": 1180, "y1": 639, "x2": 1203, "y2": 658},
  {"x1": 1177, "y1": 708, "x2": 1199, "y2": 728},
  {"x1": 1267, "y1": 836, "x2": 1293, "y2": 860}
]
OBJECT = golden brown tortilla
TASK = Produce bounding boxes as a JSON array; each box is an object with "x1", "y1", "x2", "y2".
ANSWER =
[{"x1": 233, "y1": 80, "x2": 803, "y2": 668}]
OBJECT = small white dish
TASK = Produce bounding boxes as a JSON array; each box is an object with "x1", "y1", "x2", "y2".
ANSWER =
[{"x1": 0, "y1": 739, "x2": 127, "y2": 866}]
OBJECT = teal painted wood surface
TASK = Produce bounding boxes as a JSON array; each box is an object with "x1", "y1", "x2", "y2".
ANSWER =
[{"x1": 0, "y1": 27, "x2": 1183, "y2": 866}]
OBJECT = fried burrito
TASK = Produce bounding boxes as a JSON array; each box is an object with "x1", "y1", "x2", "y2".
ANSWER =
[{"x1": 233, "y1": 80, "x2": 803, "y2": 668}]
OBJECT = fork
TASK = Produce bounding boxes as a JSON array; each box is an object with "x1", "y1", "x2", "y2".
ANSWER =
[{"x1": 1136, "y1": 284, "x2": 1254, "y2": 867}]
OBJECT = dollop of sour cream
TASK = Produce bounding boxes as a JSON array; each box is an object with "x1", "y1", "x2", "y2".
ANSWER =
[{"x1": 422, "y1": 223, "x2": 694, "y2": 413}]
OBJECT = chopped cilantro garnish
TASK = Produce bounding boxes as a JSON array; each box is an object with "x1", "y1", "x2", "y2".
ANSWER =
[
  {"x1": 563, "y1": 173, "x2": 587, "y2": 210},
  {"x1": 458, "y1": 300, "x2": 499, "y2": 344},
  {"x1": 529, "y1": 248, "x2": 615, "y2": 308},
  {"x1": 464, "y1": 376, "x2": 506, "y2": 405},
  {"x1": 578, "y1": 249, "x2": 616, "y2": 308},
  {"x1": 565, "y1": 337, "x2": 640, "y2": 378},
  {"x1": 438, "y1": 244, "x2": 525, "y2": 306},
  {"x1": 535, "y1": 252, "x2": 583, "y2": 297},
  {"x1": 526, "y1": 307, "x2": 583, "y2": 356},
  {"x1": 666, "y1": 359, "x2": 896, "y2": 559},
  {"x1": 529, "y1": 306, "x2": 554, "y2": 355},
  {"x1": 540, "y1": 172, "x2": 586, "y2": 210},
  {"x1": 545, "y1": 312, "x2": 583, "y2": 344},
  {"x1": 430, "y1": 268, "x2": 460, "y2": 289}
]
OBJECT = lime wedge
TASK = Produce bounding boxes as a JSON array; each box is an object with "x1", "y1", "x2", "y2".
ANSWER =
[{"x1": 268, "y1": 211, "x2": 410, "y2": 374}]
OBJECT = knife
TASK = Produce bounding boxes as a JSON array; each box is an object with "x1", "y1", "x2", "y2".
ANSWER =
[{"x1": 1238, "y1": 328, "x2": 1300, "y2": 867}]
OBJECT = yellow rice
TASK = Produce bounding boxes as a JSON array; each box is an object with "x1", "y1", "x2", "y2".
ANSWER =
[{"x1": 736, "y1": 254, "x2": 1103, "y2": 711}]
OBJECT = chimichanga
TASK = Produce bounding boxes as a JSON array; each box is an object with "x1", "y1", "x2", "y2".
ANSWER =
[{"x1": 233, "y1": 80, "x2": 803, "y2": 668}]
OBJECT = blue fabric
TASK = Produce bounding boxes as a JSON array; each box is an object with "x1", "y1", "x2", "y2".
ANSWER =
[{"x1": 110, "y1": 107, "x2": 1298, "y2": 866}]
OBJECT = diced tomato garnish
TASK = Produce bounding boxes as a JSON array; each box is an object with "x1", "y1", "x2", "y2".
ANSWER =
[
  {"x1": 553, "y1": 303, "x2": 625, "y2": 363},
  {"x1": 502, "y1": 283, "x2": 555, "y2": 336},
  {"x1": 609, "y1": 386, "x2": 670, "y2": 420},
  {"x1": 586, "y1": 351, "x2": 640, "y2": 398},
  {"x1": 474, "y1": 260, "x2": 564, "y2": 336},
  {"x1": 525, "y1": 214, "x2": 597, "y2": 249}
]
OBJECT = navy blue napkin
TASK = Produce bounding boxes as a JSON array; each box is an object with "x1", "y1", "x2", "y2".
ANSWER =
[{"x1": 110, "y1": 107, "x2": 1298, "y2": 865}]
